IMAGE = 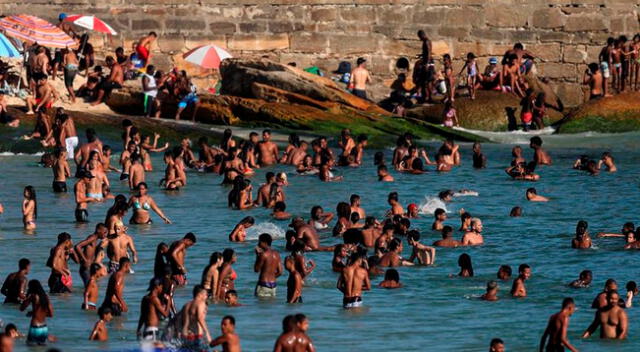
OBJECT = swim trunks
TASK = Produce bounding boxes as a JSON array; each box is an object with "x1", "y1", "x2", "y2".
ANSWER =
[
  {"x1": 108, "y1": 261, "x2": 120, "y2": 274},
  {"x1": 172, "y1": 274, "x2": 187, "y2": 287},
  {"x1": 87, "y1": 192, "x2": 103, "y2": 200},
  {"x1": 178, "y1": 93, "x2": 198, "y2": 109},
  {"x1": 75, "y1": 208, "x2": 88, "y2": 223},
  {"x1": 600, "y1": 61, "x2": 610, "y2": 79},
  {"x1": 65, "y1": 136, "x2": 78, "y2": 159},
  {"x1": 27, "y1": 324, "x2": 48, "y2": 345},
  {"x1": 521, "y1": 111, "x2": 533, "y2": 124},
  {"x1": 352, "y1": 89, "x2": 367, "y2": 99},
  {"x1": 255, "y1": 281, "x2": 277, "y2": 297},
  {"x1": 143, "y1": 326, "x2": 160, "y2": 341},
  {"x1": 136, "y1": 45, "x2": 150, "y2": 62},
  {"x1": 52, "y1": 181, "x2": 67, "y2": 193},
  {"x1": 343, "y1": 296, "x2": 363, "y2": 309},
  {"x1": 35, "y1": 98, "x2": 53, "y2": 110},
  {"x1": 48, "y1": 273, "x2": 71, "y2": 294},
  {"x1": 120, "y1": 173, "x2": 129, "y2": 181},
  {"x1": 63, "y1": 66, "x2": 77, "y2": 88}
]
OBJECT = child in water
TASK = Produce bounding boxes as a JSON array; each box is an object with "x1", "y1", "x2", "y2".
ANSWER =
[
  {"x1": 89, "y1": 307, "x2": 112, "y2": 341},
  {"x1": 379, "y1": 269, "x2": 403, "y2": 289},
  {"x1": 407, "y1": 230, "x2": 436, "y2": 265}
]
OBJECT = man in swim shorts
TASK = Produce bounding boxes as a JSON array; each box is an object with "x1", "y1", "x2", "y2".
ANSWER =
[
  {"x1": 254, "y1": 233, "x2": 283, "y2": 297},
  {"x1": 26, "y1": 73, "x2": 58, "y2": 115},
  {"x1": 337, "y1": 252, "x2": 370, "y2": 309},
  {"x1": 136, "y1": 32, "x2": 157, "y2": 66},
  {"x1": 540, "y1": 297, "x2": 579, "y2": 352}
]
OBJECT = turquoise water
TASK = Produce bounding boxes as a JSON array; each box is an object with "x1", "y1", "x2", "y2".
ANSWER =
[{"x1": 0, "y1": 131, "x2": 639, "y2": 351}]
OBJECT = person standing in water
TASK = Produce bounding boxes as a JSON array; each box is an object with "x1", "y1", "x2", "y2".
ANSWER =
[
  {"x1": 52, "y1": 148, "x2": 70, "y2": 192},
  {"x1": 540, "y1": 297, "x2": 579, "y2": 352},
  {"x1": 349, "y1": 58, "x2": 372, "y2": 100},
  {"x1": 1, "y1": 258, "x2": 30, "y2": 304},
  {"x1": 530, "y1": 137, "x2": 552, "y2": 165},
  {"x1": 583, "y1": 290, "x2": 628, "y2": 340},
  {"x1": 47, "y1": 232, "x2": 76, "y2": 294},
  {"x1": 74, "y1": 223, "x2": 108, "y2": 287},
  {"x1": 572, "y1": 220, "x2": 592, "y2": 249},
  {"x1": 511, "y1": 264, "x2": 531, "y2": 298},
  {"x1": 21, "y1": 186, "x2": 37, "y2": 231},
  {"x1": 136, "y1": 278, "x2": 170, "y2": 342},
  {"x1": 89, "y1": 307, "x2": 112, "y2": 341},
  {"x1": 462, "y1": 218, "x2": 484, "y2": 246},
  {"x1": 20, "y1": 280, "x2": 53, "y2": 346},
  {"x1": 254, "y1": 234, "x2": 283, "y2": 298},
  {"x1": 168, "y1": 233, "x2": 197, "y2": 287},
  {"x1": 101, "y1": 257, "x2": 131, "y2": 316},
  {"x1": 337, "y1": 252, "x2": 370, "y2": 309},
  {"x1": 128, "y1": 182, "x2": 171, "y2": 224},
  {"x1": 209, "y1": 315, "x2": 241, "y2": 352},
  {"x1": 181, "y1": 285, "x2": 212, "y2": 349},
  {"x1": 74, "y1": 170, "x2": 102, "y2": 223},
  {"x1": 256, "y1": 130, "x2": 279, "y2": 166}
]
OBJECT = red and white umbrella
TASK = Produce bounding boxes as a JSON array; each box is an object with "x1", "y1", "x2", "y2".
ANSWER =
[
  {"x1": 182, "y1": 44, "x2": 232, "y2": 69},
  {"x1": 65, "y1": 15, "x2": 117, "y2": 35}
]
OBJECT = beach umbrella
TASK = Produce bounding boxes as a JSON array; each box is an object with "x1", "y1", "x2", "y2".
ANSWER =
[
  {"x1": 64, "y1": 15, "x2": 117, "y2": 35},
  {"x1": 182, "y1": 44, "x2": 232, "y2": 69},
  {"x1": 0, "y1": 32, "x2": 20, "y2": 58},
  {"x1": 0, "y1": 15, "x2": 77, "y2": 48}
]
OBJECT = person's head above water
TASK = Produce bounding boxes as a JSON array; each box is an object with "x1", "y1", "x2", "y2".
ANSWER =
[
  {"x1": 579, "y1": 270, "x2": 593, "y2": 284},
  {"x1": 576, "y1": 220, "x2": 588, "y2": 237},
  {"x1": 530, "y1": 136, "x2": 543, "y2": 148},
  {"x1": 509, "y1": 206, "x2": 522, "y2": 217}
]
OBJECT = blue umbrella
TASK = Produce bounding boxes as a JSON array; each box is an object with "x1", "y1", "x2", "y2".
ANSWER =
[{"x1": 0, "y1": 32, "x2": 20, "y2": 58}]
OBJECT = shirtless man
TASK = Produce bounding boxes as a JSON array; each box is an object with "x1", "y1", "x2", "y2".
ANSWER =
[
  {"x1": 169, "y1": 233, "x2": 197, "y2": 286},
  {"x1": 74, "y1": 170, "x2": 101, "y2": 222},
  {"x1": 210, "y1": 316, "x2": 241, "y2": 352},
  {"x1": 462, "y1": 218, "x2": 484, "y2": 246},
  {"x1": 572, "y1": 220, "x2": 592, "y2": 249},
  {"x1": 89, "y1": 307, "x2": 112, "y2": 341},
  {"x1": 1, "y1": 258, "x2": 30, "y2": 304},
  {"x1": 433, "y1": 226, "x2": 462, "y2": 247},
  {"x1": 83, "y1": 263, "x2": 105, "y2": 311},
  {"x1": 91, "y1": 56, "x2": 124, "y2": 106},
  {"x1": 387, "y1": 192, "x2": 404, "y2": 217},
  {"x1": 481, "y1": 281, "x2": 499, "y2": 301},
  {"x1": 88, "y1": 155, "x2": 111, "y2": 199},
  {"x1": 350, "y1": 194, "x2": 366, "y2": 220},
  {"x1": 377, "y1": 165, "x2": 394, "y2": 182},
  {"x1": 254, "y1": 234, "x2": 283, "y2": 297},
  {"x1": 598, "y1": 152, "x2": 617, "y2": 172},
  {"x1": 511, "y1": 264, "x2": 531, "y2": 298},
  {"x1": 349, "y1": 57, "x2": 372, "y2": 100},
  {"x1": 379, "y1": 238, "x2": 414, "y2": 267},
  {"x1": 137, "y1": 278, "x2": 170, "y2": 341},
  {"x1": 106, "y1": 224, "x2": 138, "y2": 273},
  {"x1": 407, "y1": 230, "x2": 436, "y2": 265},
  {"x1": 273, "y1": 315, "x2": 316, "y2": 352},
  {"x1": 47, "y1": 232, "x2": 77, "y2": 294},
  {"x1": 255, "y1": 172, "x2": 276, "y2": 207},
  {"x1": 257, "y1": 130, "x2": 279, "y2": 166},
  {"x1": 75, "y1": 128, "x2": 103, "y2": 174},
  {"x1": 101, "y1": 257, "x2": 131, "y2": 316},
  {"x1": 291, "y1": 218, "x2": 327, "y2": 251},
  {"x1": 161, "y1": 151, "x2": 183, "y2": 190},
  {"x1": 75, "y1": 223, "x2": 108, "y2": 286},
  {"x1": 526, "y1": 188, "x2": 549, "y2": 202},
  {"x1": 361, "y1": 217, "x2": 381, "y2": 248},
  {"x1": 592, "y1": 279, "x2": 618, "y2": 309},
  {"x1": 128, "y1": 154, "x2": 145, "y2": 190},
  {"x1": 530, "y1": 136, "x2": 551, "y2": 165},
  {"x1": 337, "y1": 253, "x2": 370, "y2": 309},
  {"x1": 432, "y1": 208, "x2": 447, "y2": 231},
  {"x1": 136, "y1": 32, "x2": 157, "y2": 66},
  {"x1": 583, "y1": 290, "x2": 628, "y2": 339},
  {"x1": 181, "y1": 285, "x2": 212, "y2": 348},
  {"x1": 583, "y1": 63, "x2": 604, "y2": 100},
  {"x1": 540, "y1": 298, "x2": 579, "y2": 352},
  {"x1": 52, "y1": 148, "x2": 70, "y2": 192},
  {"x1": 26, "y1": 73, "x2": 58, "y2": 115}
]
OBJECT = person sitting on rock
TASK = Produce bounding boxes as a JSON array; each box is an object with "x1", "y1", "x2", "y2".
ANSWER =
[
  {"x1": 91, "y1": 56, "x2": 123, "y2": 106},
  {"x1": 173, "y1": 71, "x2": 199, "y2": 121}
]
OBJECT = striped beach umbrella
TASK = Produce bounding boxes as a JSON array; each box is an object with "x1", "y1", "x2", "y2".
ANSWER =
[
  {"x1": 0, "y1": 15, "x2": 77, "y2": 48},
  {"x1": 65, "y1": 15, "x2": 117, "y2": 35},
  {"x1": 183, "y1": 44, "x2": 232, "y2": 69},
  {"x1": 0, "y1": 33, "x2": 20, "y2": 58}
]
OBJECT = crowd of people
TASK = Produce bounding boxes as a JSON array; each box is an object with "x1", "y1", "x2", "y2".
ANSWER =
[{"x1": 0, "y1": 102, "x2": 630, "y2": 351}]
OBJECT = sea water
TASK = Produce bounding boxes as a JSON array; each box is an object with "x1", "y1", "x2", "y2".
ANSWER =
[{"x1": 0, "y1": 132, "x2": 639, "y2": 352}]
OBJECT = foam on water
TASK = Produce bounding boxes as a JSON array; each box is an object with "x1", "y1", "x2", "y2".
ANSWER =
[
  {"x1": 418, "y1": 196, "x2": 448, "y2": 215},
  {"x1": 0, "y1": 151, "x2": 44, "y2": 156},
  {"x1": 453, "y1": 126, "x2": 556, "y2": 144},
  {"x1": 245, "y1": 222, "x2": 286, "y2": 241}
]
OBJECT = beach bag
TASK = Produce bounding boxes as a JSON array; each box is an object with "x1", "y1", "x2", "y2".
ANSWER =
[{"x1": 337, "y1": 61, "x2": 351, "y2": 74}]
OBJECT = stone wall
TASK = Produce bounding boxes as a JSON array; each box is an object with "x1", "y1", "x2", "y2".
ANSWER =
[{"x1": 3, "y1": 0, "x2": 640, "y2": 106}]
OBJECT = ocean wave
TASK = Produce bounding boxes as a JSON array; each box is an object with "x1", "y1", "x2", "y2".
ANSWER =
[
  {"x1": 0, "y1": 151, "x2": 44, "y2": 156},
  {"x1": 418, "y1": 196, "x2": 448, "y2": 215}
]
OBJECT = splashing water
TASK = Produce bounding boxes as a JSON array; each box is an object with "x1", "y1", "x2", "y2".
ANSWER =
[
  {"x1": 246, "y1": 222, "x2": 286, "y2": 241},
  {"x1": 418, "y1": 196, "x2": 448, "y2": 215}
]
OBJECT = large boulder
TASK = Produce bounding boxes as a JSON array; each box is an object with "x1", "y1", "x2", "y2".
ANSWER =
[
  {"x1": 404, "y1": 90, "x2": 564, "y2": 131},
  {"x1": 556, "y1": 92, "x2": 640, "y2": 133}
]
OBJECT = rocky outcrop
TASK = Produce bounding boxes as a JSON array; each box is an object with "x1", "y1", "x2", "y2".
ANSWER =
[
  {"x1": 556, "y1": 92, "x2": 640, "y2": 133},
  {"x1": 404, "y1": 90, "x2": 564, "y2": 131}
]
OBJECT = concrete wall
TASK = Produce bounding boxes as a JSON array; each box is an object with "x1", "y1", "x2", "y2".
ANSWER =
[{"x1": 3, "y1": 0, "x2": 639, "y2": 105}]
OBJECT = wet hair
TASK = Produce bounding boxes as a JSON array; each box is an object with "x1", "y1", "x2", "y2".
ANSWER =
[
  {"x1": 350, "y1": 212, "x2": 360, "y2": 224},
  {"x1": 579, "y1": 270, "x2": 592, "y2": 280},
  {"x1": 374, "y1": 151, "x2": 385, "y2": 165},
  {"x1": 4, "y1": 324, "x2": 17, "y2": 334},
  {"x1": 184, "y1": 232, "x2": 197, "y2": 243},
  {"x1": 509, "y1": 206, "x2": 522, "y2": 217},
  {"x1": 98, "y1": 306, "x2": 112, "y2": 318},
  {"x1": 336, "y1": 202, "x2": 351, "y2": 219},
  {"x1": 119, "y1": 257, "x2": 130, "y2": 267},
  {"x1": 562, "y1": 297, "x2": 574, "y2": 309},
  {"x1": 350, "y1": 194, "x2": 360, "y2": 204},
  {"x1": 434, "y1": 208, "x2": 446, "y2": 219},
  {"x1": 282, "y1": 315, "x2": 295, "y2": 332},
  {"x1": 442, "y1": 225, "x2": 453, "y2": 238},
  {"x1": 606, "y1": 290, "x2": 619, "y2": 300},
  {"x1": 384, "y1": 269, "x2": 400, "y2": 282},
  {"x1": 27, "y1": 280, "x2": 50, "y2": 310},
  {"x1": 388, "y1": 192, "x2": 399, "y2": 202},
  {"x1": 23, "y1": 185, "x2": 37, "y2": 219},
  {"x1": 388, "y1": 238, "x2": 402, "y2": 251},
  {"x1": 19, "y1": 258, "x2": 30, "y2": 270},
  {"x1": 530, "y1": 136, "x2": 542, "y2": 147},
  {"x1": 518, "y1": 263, "x2": 530, "y2": 273},
  {"x1": 209, "y1": 252, "x2": 222, "y2": 265},
  {"x1": 460, "y1": 212, "x2": 471, "y2": 222},
  {"x1": 399, "y1": 218, "x2": 411, "y2": 229},
  {"x1": 225, "y1": 290, "x2": 238, "y2": 298},
  {"x1": 487, "y1": 280, "x2": 498, "y2": 290},
  {"x1": 222, "y1": 315, "x2": 236, "y2": 325},
  {"x1": 258, "y1": 233, "x2": 273, "y2": 246},
  {"x1": 499, "y1": 265, "x2": 512, "y2": 277},
  {"x1": 577, "y1": 220, "x2": 588, "y2": 231},
  {"x1": 367, "y1": 255, "x2": 380, "y2": 269},
  {"x1": 526, "y1": 187, "x2": 537, "y2": 195},
  {"x1": 343, "y1": 228, "x2": 363, "y2": 245},
  {"x1": 378, "y1": 164, "x2": 388, "y2": 173},
  {"x1": 438, "y1": 190, "x2": 454, "y2": 200},
  {"x1": 458, "y1": 253, "x2": 473, "y2": 276},
  {"x1": 57, "y1": 232, "x2": 71, "y2": 244},
  {"x1": 192, "y1": 284, "x2": 206, "y2": 298},
  {"x1": 222, "y1": 248, "x2": 235, "y2": 262},
  {"x1": 411, "y1": 158, "x2": 424, "y2": 171},
  {"x1": 90, "y1": 263, "x2": 102, "y2": 276},
  {"x1": 408, "y1": 230, "x2": 420, "y2": 242},
  {"x1": 514, "y1": 42, "x2": 524, "y2": 50},
  {"x1": 627, "y1": 281, "x2": 637, "y2": 292}
]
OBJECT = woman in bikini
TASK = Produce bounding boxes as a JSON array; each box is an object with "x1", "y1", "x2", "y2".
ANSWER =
[
  {"x1": 216, "y1": 249, "x2": 237, "y2": 301},
  {"x1": 140, "y1": 133, "x2": 169, "y2": 171},
  {"x1": 201, "y1": 252, "x2": 223, "y2": 300},
  {"x1": 22, "y1": 186, "x2": 37, "y2": 231},
  {"x1": 128, "y1": 182, "x2": 171, "y2": 224},
  {"x1": 228, "y1": 216, "x2": 255, "y2": 242}
]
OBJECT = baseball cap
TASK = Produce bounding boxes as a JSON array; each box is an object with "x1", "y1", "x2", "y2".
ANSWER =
[
  {"x1": 356, "y1": 57, "x2": 366, "y2": 66},
  {"x1": 59, "y1": 13, "x2": 67, "y2": 21},
  {"x1": 489, "y1": 57, "x2": 498, "y2": 64},
  {"x1": 408, "y1": 203, "x2": 418, "y2": 213}
]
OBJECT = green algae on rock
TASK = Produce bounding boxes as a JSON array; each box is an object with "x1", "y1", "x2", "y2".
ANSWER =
[{"x1": 555, "y1": 92, "x2": 640, "y2": 133}]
